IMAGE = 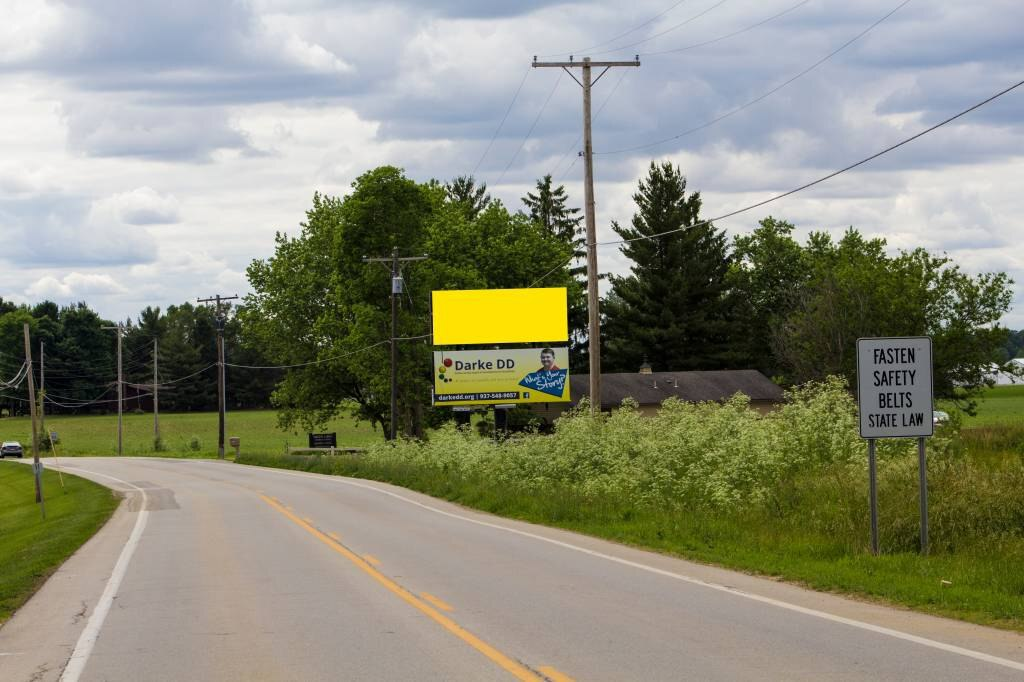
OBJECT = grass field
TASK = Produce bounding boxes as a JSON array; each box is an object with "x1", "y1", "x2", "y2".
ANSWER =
[
  {"x1": 0, "y1": 462, "x2": 120, "y2": 624},
  {"x1": 0, "y1": 409, "x2": 382, "y2": 458},
  {"x1": 955, "y1": 384, "x2": 1024, "y2": 427}
]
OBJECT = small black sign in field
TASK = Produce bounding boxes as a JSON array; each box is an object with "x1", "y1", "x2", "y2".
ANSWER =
[{"x1": 308, "y1": 432, "x2": 337, "y2": 449}]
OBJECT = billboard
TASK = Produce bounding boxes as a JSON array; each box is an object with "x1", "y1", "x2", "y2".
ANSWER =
[
  {"x1": 432, "y1": 288, "x2": 568, "y2": 345},
  {"x1": 433, "y1": 347, "x2": 570, "y2": 406}
]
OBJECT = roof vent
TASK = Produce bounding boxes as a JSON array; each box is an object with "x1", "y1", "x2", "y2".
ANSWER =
[{"x1": 639, "y1": 356, "x2": 652, "y2": 375}]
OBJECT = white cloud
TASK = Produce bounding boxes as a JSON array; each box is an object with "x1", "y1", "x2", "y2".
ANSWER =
[
  {"x1": 26, "y1": 272, "x2": 126, "y2": 299},
  {"x1": 88, "y1": 187, "x2": 181, "y2": 226},
  {"x1": 0, "y1": 0, "x2": 1021, "y2": 333},
  {"x1": 0, "y1": 0, "x2": 66, "y2": 63}
]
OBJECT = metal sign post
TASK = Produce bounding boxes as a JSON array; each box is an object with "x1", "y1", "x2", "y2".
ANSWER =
[
  {"x1": 917, "y1": 436, "x2": 929, "y2": 555},
  {"x1": 856, "y1": 336, "x2": 934, "y2": 555},
  {"x1": 868, "y1": 438, "x2": 879, "y2": 555},
  {"x1": 33, "y1": 460, "x2": 46, "y2": 519}
]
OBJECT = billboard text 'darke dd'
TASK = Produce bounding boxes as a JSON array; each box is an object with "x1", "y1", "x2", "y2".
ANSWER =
[{"x1": 433, "y1": 348, "x2": 570, "y2": 406}]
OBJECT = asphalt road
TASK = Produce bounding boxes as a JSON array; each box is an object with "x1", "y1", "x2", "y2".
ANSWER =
[{"x1": 3, "y1": 457, "x2": 1024, "y2": 681}]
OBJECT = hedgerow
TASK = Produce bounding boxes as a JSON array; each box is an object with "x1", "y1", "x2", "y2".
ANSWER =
[{"x1": 359, "y1": 377, "x2": 937, "y2": 511}]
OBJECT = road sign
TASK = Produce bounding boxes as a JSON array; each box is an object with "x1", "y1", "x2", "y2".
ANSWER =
[
  {"x1": 856, "y1": 336, "x2": 934, "y2": 439},
  {"x1": 856, "y1": 335, "x2": 934, "y2": 556},
  {"x1": 33, "y1": 460, "x2": 44, "y2": 475}
]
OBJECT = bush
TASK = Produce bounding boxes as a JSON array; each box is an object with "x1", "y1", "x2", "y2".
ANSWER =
[
  {"x1": 243, "y1": 377, "x2": 1024, "y2": 555},
  {"x1": 355, "y1": 378, "x2": 883, "y2": 512},
  {"x1": 187, "y1": 436, "x2": 201, "y2": 452}
]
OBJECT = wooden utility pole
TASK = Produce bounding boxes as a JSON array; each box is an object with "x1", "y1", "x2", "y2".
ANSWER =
[
  {"x1": 533, "y1": 55, "x2": 640, "y2": 414},
  {"x1": 23, "y1": 324, "x2": 43, "y2": 512},
  {"x1": 39, "y1": 340, "x2": 45, "y2": 442},
  {"x1": 153, "y1": 338, "x2": 160, "y2": 444},
  {"x1": 101, "y1": 324, "x2": 124, "y2": 456},
  {"x1": 363, "y1": 249, "x2": 427, "y2": 440},
  {"x1": 198, "y1": 294, "x2": 238, "y2": 458}
]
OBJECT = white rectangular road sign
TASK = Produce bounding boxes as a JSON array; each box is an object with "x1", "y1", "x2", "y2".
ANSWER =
[{"x1": 857, "y1": 336, "x2": 934, "y2": 439}]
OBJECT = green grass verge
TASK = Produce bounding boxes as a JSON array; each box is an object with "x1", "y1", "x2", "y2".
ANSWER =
[
  {"x1": 236, "y1": 447, "x2": 1024, "y2": 632},
  {"x1": 0, "y1": 409, "x2": 381, "y2": 458},
  {"x1": 0, "y1": 461, "x2": 120, "y2": 624},
  {"x1": 956, "y1": 384, "x2": 1024, "y2": 427}
]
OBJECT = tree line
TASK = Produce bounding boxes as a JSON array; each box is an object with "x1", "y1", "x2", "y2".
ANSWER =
[
  {"x1": 0, "y1": 300, "x2": 276, "y2": 417},
  {"x1": 243, "y1": 164, "x2": 1018, "y2": 438},
  {"x1": 1, "y1": 162, "x2": 1018, "y2": 432}
]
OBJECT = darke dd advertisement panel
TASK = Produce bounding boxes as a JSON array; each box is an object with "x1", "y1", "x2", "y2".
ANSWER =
[{"x1": 433, "y1": 347, "x2": 570, "y2": 406}]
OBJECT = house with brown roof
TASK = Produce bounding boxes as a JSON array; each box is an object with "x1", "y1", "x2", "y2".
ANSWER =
[{"x1": 528, "y1": 366, "x2": 784, "y2": 422}]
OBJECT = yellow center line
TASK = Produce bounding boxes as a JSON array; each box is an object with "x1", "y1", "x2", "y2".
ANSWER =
[
  {"x1": 538, "y1": 666, "x2": 575, "y2": 682},
  {"x1": 420, "y1": 592, "x2": 455, "y2": 612},
  {"x1": 303, "y1": 517, "x2": 315, "y2": 525},
  {"x1": 363, "y1": 554, "x2": 381, "y2": 566},
  {"x1": 259, "y1": 495, "x2": 539, "y2": 681},
  {"x1": 328, "y1": 532, "x2": 342, "y2": 542}
]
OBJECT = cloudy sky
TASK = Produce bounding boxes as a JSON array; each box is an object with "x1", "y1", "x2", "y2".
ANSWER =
[{"x1": 1, "y1": 0, "x2": 1022, "y2": 327}]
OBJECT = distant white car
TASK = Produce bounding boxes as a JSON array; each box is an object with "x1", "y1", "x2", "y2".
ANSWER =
[
  {"x1": 1, "y1": 441, "x2": 24, "y2": 458},
  {"x1": 932, "y1": 410, "x2": 950, "y2": 425}
]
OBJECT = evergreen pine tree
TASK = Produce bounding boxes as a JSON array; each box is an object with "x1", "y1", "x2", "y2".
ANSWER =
[
  {"x1": 522, "y1": 175, "x2": 588, "y2": 370},
  {"x1": 444, "y1": 175, "x2": 492, "y2": 220},
  {"x1": 603, "y1": 162, "x2": 741, "y2": 373},
  {"x1": 522, "y1": 174, "x2": 584, "y2": 255}
]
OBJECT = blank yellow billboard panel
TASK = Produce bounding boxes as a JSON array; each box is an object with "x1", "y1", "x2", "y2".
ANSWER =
[{"x1": 432, "y1": 288, "x2": 568, "y2": 345}]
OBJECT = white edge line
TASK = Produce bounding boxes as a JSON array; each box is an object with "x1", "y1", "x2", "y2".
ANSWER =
[
  {"x1": 55, "y1": 466, "x2": 149, "y2": 682},
  {"x1": 221, "y1": 460, "x2": 1024, "y2": 673}
]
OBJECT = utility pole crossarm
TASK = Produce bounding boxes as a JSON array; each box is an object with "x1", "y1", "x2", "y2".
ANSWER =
[{"x1": 532, "y1": 59, "x2": 641, "y2": 68}]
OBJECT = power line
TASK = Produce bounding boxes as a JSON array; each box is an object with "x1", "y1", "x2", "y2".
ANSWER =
[
  {"x1": 493, "y1": 71, "x2": 565, "y2": 185},
  {"x1": 43, "y1": 386, "x2": 114, "y2": 402},
  {"x1": 1, "y1": 362, "x2": 29, "y2": 389},
  {"x1": 528, "y1": 75, "x2": 1024, "y2": 283},
  {"x1": 598, "y1": 75, "x2": 1024, "y2": 244},
  {"x1": 641, "y1": 0, "x2": 813, "y2": 57},
  {"x1": 224, "y1": 340, "x2": 391, "y2": 370},
  {"x1": 222, "y1": 329, "x2": 437, "y2": 371},
  {"x1": 599, "y1": 0, "x2": 911, "y2": 155},
  {"x1": 44, "y1": 385, "x2": 116, "y2": 409},
  {"x1": 585, "y1": 0, "x2": 730, "y2": 58},
  {"x1": 46, "y1": 391, "x2": 152, "y2": 409},
  {"x1": 552, "y1": 68, "x2": 633, "y2": 183},
  {"x1": 158, "y1": 363, "x2": 218, "y2": 385},
  {"x1": 471, "y1": 67, "x2": 532, "y2": 177},
  {"x1": 535, "y1": 0, "x2": 691, "y2": 59},
  {"x1": 547, "y1": 0, "x2": 811, "y2": 181}
]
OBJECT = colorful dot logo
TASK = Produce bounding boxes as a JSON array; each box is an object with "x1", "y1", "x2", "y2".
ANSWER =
[{"x1": 438, "y1": 359, "x2": 453, "y2": 383}]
